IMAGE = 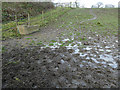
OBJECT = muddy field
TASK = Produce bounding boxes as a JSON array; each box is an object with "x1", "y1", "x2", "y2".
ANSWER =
[{"x1": 2, "y1": 8, "x2": 119, "y2": 88}]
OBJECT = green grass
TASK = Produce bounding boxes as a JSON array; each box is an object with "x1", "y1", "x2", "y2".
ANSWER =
[
  {"x1": 56, "y1": 8, "x2": 118, "y2": 44},
  {"x1": 5, "y1": 60, "x2": 20, "y2": 66},
  {"x1": 29, "y1": 40, "x2": 35, "y2": 45},
  {"x1": 56, "y1": 8, "x2": 94, "y2": 37},
  {"x1": 49, "y1": 43, "x2": 54, "y2": 46},
  {"x1": 2, "y1": 46, "x2": 6, "y2": 53},
  {"x1": 78, "y1": 37, "x2": 87, "y2": 41},
  {"x1": 80, "y1": 8, "x2": 118, "y2": 35},
  {"x1": 37, "y1": 42, "x2": 43, "y2": 45},
  {"x1": 60, "y1": 44, "x2": 65, "y2": 47},
  {"x1": 50, "y1": 40, "x2": 57, "y2": 43},
  {"x1": 2, "y1": 8, "x2": 117, "y2": 44},
  {"x1": 26, "y1": 38, "x2": 31, "y2": 40}
]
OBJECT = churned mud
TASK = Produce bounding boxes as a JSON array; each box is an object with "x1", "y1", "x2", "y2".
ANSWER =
[
  {"x1": 2, "y1": 8, "x2": 119, "y2": 88},
  {"x1": 2, "y1": 39, "x2": 118, "y2": 88}
]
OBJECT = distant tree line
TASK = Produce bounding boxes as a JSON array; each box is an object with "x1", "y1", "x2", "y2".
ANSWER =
[
  {"x1": 54, "y1": 1, "x2": 80, "y2": 8},
  {"x1": 91, "y1": 2, "x2": 116, "y2": 8},
  {"x1": 53, "y1": 1, "x2": 117, "y2": 8},
  {"x1": 2, "y1": 2, "x2": 54, "y2": 23}
]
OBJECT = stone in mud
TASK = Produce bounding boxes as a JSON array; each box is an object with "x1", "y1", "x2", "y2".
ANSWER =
[
  {"x1": 41, "y1": 47, "x2": 51, "y2": 53},
  {"x1": 65, "y1": 84, "x2": 71, "y2": 88},
  {"x1": 71, "y1": 67, "x2": 77, "y2": 72},
  {"x1": 54, "y1": 47, "x2": 67, "y2": 53},
  {"x1": 59, "y1": 62, "x2": 70, "y2": 72},
  {"x1": 69, "y1": 84, "x2": 78, "y2": 88},
  {"x1": 51, "y1": 79, "x2": 59, "y2": 87},
  {"x1": 64, "y1": 57, "x2": 71, "y2": 61},
  {"x1": 72, "y1": 79, "x2": 80, "y2": 85},
  {"x1": 68, "y1": 49, "x2": 74, "y2": 53},
  {"x1": 83, "y1": 42, "x2": 89, "y2": 45},
  {"x1": 73, "y1": 53, "x2": 80, "y2": 57},
  {"x1": 58, "y1": 76, "x2": 68, "y2": 85},
  {"x1": 78, "y1": 80, "x2": 87, "y2": 87}
]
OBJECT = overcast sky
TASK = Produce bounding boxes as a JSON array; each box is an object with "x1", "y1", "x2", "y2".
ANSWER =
[{"x1": 52, "y1": 0, "x2": 119, "y2": 7}]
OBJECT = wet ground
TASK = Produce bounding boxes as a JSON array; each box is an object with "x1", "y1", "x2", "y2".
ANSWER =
[{"x1": 2, "y1": 8, "x2": 119, "y2": 88}]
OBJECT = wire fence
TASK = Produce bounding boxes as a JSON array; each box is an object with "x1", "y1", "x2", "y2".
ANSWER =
[{"x1": 2, "y1": 7, "x2": 70, "y2": 33}]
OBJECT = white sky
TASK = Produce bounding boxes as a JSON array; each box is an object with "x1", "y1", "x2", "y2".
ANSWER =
[{"x1": 52, "y1": 0, "x2": 119, "y2": 7}]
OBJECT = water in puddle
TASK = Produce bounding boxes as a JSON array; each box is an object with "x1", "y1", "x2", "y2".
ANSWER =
[
  {"x1": 40, "y1": 37, "x2": 117, "y2": 69},
  {"x1": 106, "y1": 49, "x2": 111, "y2": 52},
  {"x1": 76, "y1": 41, "x2": 82, "y2": 45},
  {"x1": 65, "y1": 44, "x2": 73, "y2": 49},
  {"x1": 101, "y1": 61, "x2": 106, "y2": 64},
  {"x1": 85, "y1": 46, "x2": 92, "y2": 50},
  {"x1": 105, "y1": 46, "x2": 111, "y2": 49},
  {"x1": 99, "y1": 54, "x2": 114, "y2": 62},
  {"x1": 73, "y1": 48, "x2": 79, "y2": 54},
  {"x1": 79, "y1": 64, "x2": 84, "y2": 67},
  {"x1": 86, "y1": 57, "x2": 90, "y2": 60},
  {"x1": 99, "y1": 54, "x2": 117, "y2": 68},
  {"x1": 62, "y1": 38, "x2": 70, "y2": 42},
  {"x1": 91, "y1": 58, "x2": 100, "y2": 63},
  {"x1": 108, "y1": 63, "x2": 117, "y2": 68},
  {"x1": 99, "y1": 49, "x2": 104, "y2": 52},
  {"x1": 61, "y1": 59, "x2": 65, "y2": 64},
  {"x1": 80, "y1": 53, "x2": 87, "y2": 57}
]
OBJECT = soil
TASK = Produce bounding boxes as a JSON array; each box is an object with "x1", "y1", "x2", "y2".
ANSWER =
[{"x1": 2, "y1": 8, "x2": 119, "y2": 88}]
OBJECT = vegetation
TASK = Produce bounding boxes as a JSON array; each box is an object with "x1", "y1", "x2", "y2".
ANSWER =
[
  {"x1": 2, "y1": 2, "x2": 54, "y2": 23},
  {"x1": 2, "y1": 3, "x2": 117, "y2": 42},
  {"x1": 2, "y1": 7, "x2": 71, "y2": 40},
  {"x1": 80, "y1": 8, "x2": 118, "y2": 35}
]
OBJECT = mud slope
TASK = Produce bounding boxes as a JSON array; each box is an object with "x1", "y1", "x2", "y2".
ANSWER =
[{"x1": 2, "y1": 8, "x2": 118, "y2": 88}]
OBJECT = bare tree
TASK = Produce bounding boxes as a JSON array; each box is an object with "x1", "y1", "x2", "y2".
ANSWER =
[
  {"x1": 91, "y1": 5, "x2": 98, "y2": 8},
  {"x1": 96, "y1": 2, "x2": 103, "y2": 8},
  {"x1": 119, "y1": 1, "x2": 120, "y2": 8},
  {"x1": 69, "y1": 2, "x2": 72, "y2": 8},
  {"x1": 91, "y1": 5, "x2": 93, "y2": 8},
  {"x1": 75, "y1": 0, "x2": 79, "y2": 8},
  {"x1": 105, "y1": 4, "x2": 115, "y2": 8}
]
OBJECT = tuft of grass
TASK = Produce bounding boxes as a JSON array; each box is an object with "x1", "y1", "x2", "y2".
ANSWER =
[
  {"x1": 59, "y1": 41, "x2": 64, "y2": 44},
  {"x1": 69, "y1": 32, "x2": 73, "y2": 36},
  {"x1": 78, "y1": 37, "x2": 87, "y2": 41},
  {"x1": 51, "y1": 40, "x2": 57, "y2": 43},
  {"x1": 26, "y1": 38, "x2": 31, "y2": 40},
  {"x1": 2, "y1": 46, "x2": 6, "y2": 53},
  {"x1": 76, "y1": 32, "x2": 80, "y2": 36},
  {"x1": 5, "y1": 60, "x2": 20, "y2": 66},
  {"x1": 49, "y1": 43, "x2": 54, "y2": 46},
  {"x1": 37, "y1": 42, "x2": 43, "y2": 45},
  {"x1": 68, "y1": 40, "x2": 74, "y2": 43},
  {"x1": 29, "y1": 43, "x2": 33, "y2": 45},
  {"x1": 71, "y1": 43, "x2": 75, "y2": 46},
  {"x1": 14, "y1": 77, "x2": 20, "y2": 81},
  {"x1": 60, "y1": 44, "x2": 65, "y2": 47}
]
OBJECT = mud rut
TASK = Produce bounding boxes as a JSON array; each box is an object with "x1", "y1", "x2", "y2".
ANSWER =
[{"x1": 2, "y1": 9, "x2": 119, "y2": 88}]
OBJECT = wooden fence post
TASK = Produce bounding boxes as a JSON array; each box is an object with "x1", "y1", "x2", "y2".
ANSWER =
[
  {"x1": 42, "y1": 11, "x2": 44, "y2": 23},
  {"x1": 15, "y1": 15, "x2": 17, "y2": 27},
  {"x1": 28, "y1": 13, "x2": 30, "y2": 27},
  {"x1": 51, "y1": 11, "x2": 52, "y2": 22},
  {"x1": 15, "y1": 15, "x2": 18, "y2": 34}
]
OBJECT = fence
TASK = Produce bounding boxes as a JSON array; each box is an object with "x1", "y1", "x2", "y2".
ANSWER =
[{"x1": 2, "y1": 7, "x2": 71, "y2": 35}]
